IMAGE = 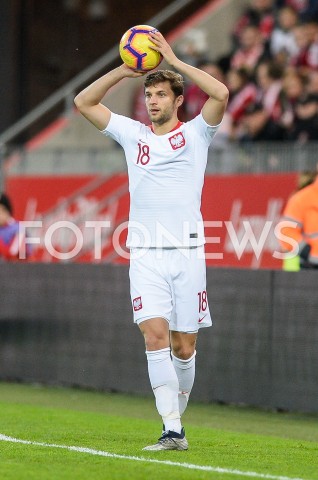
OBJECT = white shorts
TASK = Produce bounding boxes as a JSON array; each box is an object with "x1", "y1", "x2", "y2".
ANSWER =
[{"x1": 129, "y1": 246, "x2": 212, "y2": 332}]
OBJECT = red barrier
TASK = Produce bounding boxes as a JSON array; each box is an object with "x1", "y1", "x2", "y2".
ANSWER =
[
  {"x1": 6, "y1": 172, "x2": 298, "y2": 268},
  {"x1": 202, "y1": 173, "x2": 298, "y2": 269}
]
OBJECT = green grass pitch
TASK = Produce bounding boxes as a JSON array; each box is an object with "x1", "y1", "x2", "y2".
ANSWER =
[{"x1": 0, "y1": 382, "x2": 317, "y2": 480}]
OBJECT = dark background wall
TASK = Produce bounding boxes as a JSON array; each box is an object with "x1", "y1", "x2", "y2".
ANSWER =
[
  {"x1": 0, "y1": 2, "x2": 20, "y2": 133},
  {"x1": 0, "y1": 263, "x2": 317, "y2": 413}
]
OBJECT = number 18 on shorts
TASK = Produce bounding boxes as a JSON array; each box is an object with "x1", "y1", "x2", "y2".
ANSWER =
[{"x1": 129, "y1": 246, "x2": 212, "y2": 332}]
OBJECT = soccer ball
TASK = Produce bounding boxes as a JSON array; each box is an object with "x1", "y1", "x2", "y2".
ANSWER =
[{"x1": 119, "y1": 25, "x2": 163, "y2": 72}]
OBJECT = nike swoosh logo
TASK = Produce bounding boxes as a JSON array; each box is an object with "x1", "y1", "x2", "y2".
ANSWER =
[
  {"x1": 198, "y1": 315, "x2": 207, "y2": 323},
  {"x1": 153, "y1": 385, "x2": 166, "y2": 391}
]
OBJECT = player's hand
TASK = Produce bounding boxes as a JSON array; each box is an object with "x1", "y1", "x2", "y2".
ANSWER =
[
  {"x1": 119, "y1": 63, "x2": 147, "y2": 78},
  {"x1": 148, "y1": 32, "x2": 178, "y2": 67}
]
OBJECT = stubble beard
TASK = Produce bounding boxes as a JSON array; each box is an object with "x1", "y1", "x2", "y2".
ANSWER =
[
  {"x1": 151, "y1": 112, "x2": 171, "y2": 126},
  {"x1": 148, "y1": 105, "x2": 175, "y2": 126}
]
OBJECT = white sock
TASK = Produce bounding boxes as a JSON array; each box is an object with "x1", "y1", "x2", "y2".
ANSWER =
[
  {"x1": 171, "y1": 351, "x2": 196, "y2": 415},
  {"x1": 146, "y1": 348, "x2": 182, "y2": 434}
]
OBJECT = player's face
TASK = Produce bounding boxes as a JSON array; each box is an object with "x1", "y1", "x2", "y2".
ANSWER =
[{"x1": 145, "y1": 82, "x2": 182, "y2": 126}]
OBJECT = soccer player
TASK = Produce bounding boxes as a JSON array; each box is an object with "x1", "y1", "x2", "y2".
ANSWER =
[{"x1": 74, "y1": 31, "x2": 228, "y2": 451}]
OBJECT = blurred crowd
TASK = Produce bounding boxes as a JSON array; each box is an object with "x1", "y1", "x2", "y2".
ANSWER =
[{"x1": 133, "y1": 0, "x2": 318, "y2": 144}]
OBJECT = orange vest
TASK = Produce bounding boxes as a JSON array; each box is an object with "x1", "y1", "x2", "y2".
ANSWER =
[{"x1": 280, "y1": 177, "x2": 318, "y2": 266}]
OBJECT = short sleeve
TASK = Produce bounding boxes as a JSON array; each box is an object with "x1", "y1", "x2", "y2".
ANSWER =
[
  {"x1": 100, "y1": 112, "x2": 141, "y2": 147},
  {"x1": 186, "y1": 113, "x2": 220, "y2": 146}
]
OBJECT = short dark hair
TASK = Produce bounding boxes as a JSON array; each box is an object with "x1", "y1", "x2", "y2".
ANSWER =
[
  {"x1": 144, "y1": 70, "x2": 184, "y2": 97},
  {"x1": 0, "y1": 193, "x2": 13, "y2": 215}
]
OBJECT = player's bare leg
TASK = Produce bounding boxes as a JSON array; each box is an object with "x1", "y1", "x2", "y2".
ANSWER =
[
  {"x1": 139, "y1": 317, "x2": 188, "y2": 451},
  {"x1": 139, "y1": 317, "x2": 170, "y2": 351}
]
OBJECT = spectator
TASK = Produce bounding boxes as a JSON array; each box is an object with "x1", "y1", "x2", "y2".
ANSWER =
[
  {"x1": 0, "y1": 193, "x2": 26, "y2": 262},
  {"x1": 305, "y1": 20, "x2": 318, "y2": 67},
  {"x1": 231, "y1": 25, "x2": 267, "y2": 74},
  {"x1": 276, "y1": 0, "x2": 306, "y2": 13},
  {"x1": 239, "y1": 100, "x2": 286, "y2": 141},
  {"x1": 270, "y1": 5, "x2": 299, "y2": 60},
  {"x1": 307, "y1": 69, "x2": 318, "y2": 95},
  {"x1": 235, "y1": 61, "x2": 285, "y2": 142},
  {"x1": 280, "y1": 167, "x2": 318, "y2": 269},
  {"x1": 234, "y1": 0, "x2": 276, "y2": 43},
  {"x1": 288, "y1": 93, "x2": 318, "y2": 142},
  {"x1": 255, "y1": 60, "x2": 283, "y2": 120},
  {"x1": 226, "y1": 67, "x2": 258, "y2": 140},
  {"x1": 281, "y1": 0, "x2": 318, "y2": 21},
  {"x1": 291, "y1": 20, "x2": 318, "y2": 73},
  {"x1": 279, "y1": 69, "x2": 307, "y2": 133}
]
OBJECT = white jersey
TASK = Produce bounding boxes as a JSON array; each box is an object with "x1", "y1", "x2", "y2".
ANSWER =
[{"x1": 101, "y1": 112, "x2": 219, "y2": 248}]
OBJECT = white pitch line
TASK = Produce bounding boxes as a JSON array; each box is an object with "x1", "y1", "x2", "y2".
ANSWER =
[{"x1": 0, "y1": 433, "x2": 308, "y2": 480}]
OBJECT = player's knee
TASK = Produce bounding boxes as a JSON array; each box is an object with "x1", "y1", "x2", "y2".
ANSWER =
[
  {"x1": 144, "y1": 335, "x2": 168, "y2": 351},
  {"x1": 172, "y1": 345, "x2": 195, "y2": 360},
  {"x1": 142, "y1": 330, "x2": 169, "y2": 351},
  {"x1": 139, "y1": 318, "x2": 169, "y2": 351},
  {"x1": 171, "y1": 334, "x2": 196, "y2": 359}
]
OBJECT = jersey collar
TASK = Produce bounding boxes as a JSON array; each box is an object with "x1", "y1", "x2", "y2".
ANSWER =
[{"x1": 149, "y1": 120, "x2": 183, "y2": 134}]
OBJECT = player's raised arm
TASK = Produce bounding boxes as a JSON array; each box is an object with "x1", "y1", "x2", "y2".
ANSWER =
[
  {"x1": 149, "y1": 32, "x2": 229, "y2": 126},
  {"x1": 74, "y1": 64, "x2": 143, "y2": 131}
]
